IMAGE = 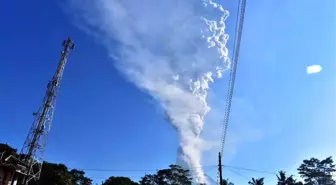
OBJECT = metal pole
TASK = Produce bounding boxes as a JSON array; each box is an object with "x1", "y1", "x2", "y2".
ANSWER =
[{"x1": 219, "y1": 152, "x2": 223, "y2": 185}]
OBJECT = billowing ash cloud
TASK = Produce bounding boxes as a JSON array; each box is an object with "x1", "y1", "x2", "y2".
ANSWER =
[{"x1": 67, "y1": 0, "x2": 230, "y2": 183}]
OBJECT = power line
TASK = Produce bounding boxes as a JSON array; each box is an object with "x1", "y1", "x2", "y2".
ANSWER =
[
  {"x1": 64, "y1": 168, "x2": 336, "y2": 182},
  {"x1": 87, "y1": 167, "x2": 219, "y2": 179},
  {"x1": 223, "y1": 165, "x2": 276, "y2": 175},
  {"x1": 72, "y1": 168, "x2": 156, "y2": 172},
  {"x1": 70, "y1": 165, "x2": 217, "y2": 172},
  {"x1": 225, "y1": 168, "x2": 249, "y2": 180},
  {"x1": 69, "y1": 164, "x2": 276, "y2": 176},
  {"x1": 220, "y1": 0, "x2": 247, "y2": 157}
]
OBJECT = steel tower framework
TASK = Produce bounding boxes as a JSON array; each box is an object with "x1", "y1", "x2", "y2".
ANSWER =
[{"x1": 20, "y1": 38, "x2": 75, "y2": 184}]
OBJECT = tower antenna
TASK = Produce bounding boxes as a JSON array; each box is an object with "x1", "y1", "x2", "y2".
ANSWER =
[{"x1": 20, "y1": 38, "x2": 75, "y2": 184}]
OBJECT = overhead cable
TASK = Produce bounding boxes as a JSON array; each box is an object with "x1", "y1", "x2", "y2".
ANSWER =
[{"x1": 220, "y1": 0, "x2": 247, "y2": 157}]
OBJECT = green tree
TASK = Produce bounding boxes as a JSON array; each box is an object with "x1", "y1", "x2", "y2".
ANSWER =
[
  {"x1": 30, "y1": 162, "x2": 92, "y2": 185},
  {"x1": 276, "y1": 171, "x2": 304, "y2": 185},
  {"x1": 277, "y1": 171, "x2": 297, "y2": 185},
  {"x1": 69, "y1": 169, "x2": 93, "y2": 185},
  {"x1": 248, "y1": 177, "x2": 264, "y2": 185},
  {"x1": 103, "y1": 176, "x2": 139, "y2": 185},
  {"x1": 140, "y1": 164, "x2": 192, "y2": 185},
  {"x1": 37, "y1": 162, "x2": 73, "y2": 185},
  {"x1": 297, "y1": 156, "x2": 336, "y2": 185},
  {"x1": 140, "y1": 174, "x2": 158, "y2": 185},
  {"x1": 222, "y1": 178, "x2": 234, "y2": 185}
]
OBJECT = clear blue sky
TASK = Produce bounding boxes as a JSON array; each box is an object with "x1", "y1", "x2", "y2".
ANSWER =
[{"x1": 0, "y1": 0, "x2": 335, "y2": 184}]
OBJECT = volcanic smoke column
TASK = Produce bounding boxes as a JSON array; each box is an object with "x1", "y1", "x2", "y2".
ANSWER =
[
  {"x1": 166, "y1": 1, "x2": 231, "y2": 183},
  {"x1": 166, "y1": 73, "x2": 223, "y2": 184},
  {"x1": 68, "y1": 0, "x2": 231, "y2": 183}
]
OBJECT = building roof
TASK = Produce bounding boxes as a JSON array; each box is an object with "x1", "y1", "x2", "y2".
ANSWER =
[
  {"x1": 0, "y1": 143, "x2": 17, "y2": 154},
  {"x1": 0, "y1": 143, "x2": 18, "y2": 163},
  {"x1": 0, "y1": 143, "x2": 27, "y2": 174}
]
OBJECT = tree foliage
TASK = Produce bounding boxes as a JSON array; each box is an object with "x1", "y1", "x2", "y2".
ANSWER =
[
  {"x1": 32, "y1": 162, "x2": 92, "y2": 185},
  {"x1": 35, "y1": 162, "x2": 72, "y2": 185},
  {"x1": 248, "y1": 177, "x2": 264, "y2": 185},
  {"x1": 276, "y1": 171, "x2": 302, "y2": 185},
  {"x1": 277, "y1": 171, "x2": 295, "y2": 185},
  {"x1": 140, "y1": 174, "x2": 159, "y2": 185},
  {"x1": 222, "y1": 178, "x2": 234, "y2": 185},
  {"x1": 3, "y1": 142, "x2": 333, "y2": 185},
  {"x1": 102, "y1": 176, "x2": 139, "y2": 185},
  {"x1": 69, "y1": 169, "x2": 93, "y2": 185},
  {"x1": 140, "y1": 164, "x2": 192, "y2": 185},
  {"x1": 297, "y1": 156, "x2": 336, "y2": 185}
]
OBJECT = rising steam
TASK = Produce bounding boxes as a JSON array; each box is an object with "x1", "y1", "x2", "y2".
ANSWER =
[{"x1": 68, "y1": 0, "x2": 230, "y2": 183}]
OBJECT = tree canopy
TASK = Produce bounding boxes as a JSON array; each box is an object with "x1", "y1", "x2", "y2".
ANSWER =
[
  {"x1": 69, "y1": 169, "x2": 93, "y2": 185},
  {"x1": 276, "y1": 171, "x2": 302, "y2": 185},
  {"x1": 102, "y1": 176, "x2": 139, "y2": 185},
  {"x1": 248, "y1": 177, "x2": 264, "y2": 185},
  {"x1": 297, "y1": 156, "x2": 336, "y2": 185},
  {"x1": 30, "y1": 162, "x2": 92, "y2": 185},
  {"x1": 222, "y1": 178, "x2": 234, "y2": 185},
  {"x1": 2, "y1": 144, "x2": 334, "y2": 185},
  {"x1": 140, "y1": 164, "x2": 192, "y2": 185},
  {"x1": 28, "y1": 156, "x2": 336, "y2": 185}
]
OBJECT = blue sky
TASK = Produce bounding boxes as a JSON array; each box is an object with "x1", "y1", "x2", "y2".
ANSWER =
[{"x1": 0, "y1": 0, "x2": 335, "y2": 184}]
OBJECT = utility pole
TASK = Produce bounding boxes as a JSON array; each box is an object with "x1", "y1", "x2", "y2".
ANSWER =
[
  {"x1": 218, "y1": 152, "x2": 223, "y2": 185},
  {"x1": 20, "y1": 38, "x2": 75, "y2": 185}
]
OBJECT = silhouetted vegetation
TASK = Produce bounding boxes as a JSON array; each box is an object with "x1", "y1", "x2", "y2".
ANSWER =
[
  {"x1": 276, "y1": 171, "x2": 301, "y2": 185},
  {"x1": 1, "y1": 145, "x2": 334, "y2": 185},
  {"x1": 248, "y1": 177, "x2": 264, "y2": 185},
  {"x1": 102, "y1": 176, "x2": 139, "y2": 185},
  {"x1": 140, "y1": 164, "x2": 192, "y2": 185},
  {"x1": 297, "y1": 157, "x2": 335, "y2": 185},
  {"x1": 223, "y1": 179, "x2": 234, "y2": 185},
  {"x1": 23, "y1": 156, "x2": 336, "y2": 185},
  {"x1": 30, "y1": 162, "x2": 92, "y2": 185}
]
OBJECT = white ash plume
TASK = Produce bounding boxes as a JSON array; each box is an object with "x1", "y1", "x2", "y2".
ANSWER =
[{"x1": 67, "y1": 0, "x2": 230, "y2": 183}]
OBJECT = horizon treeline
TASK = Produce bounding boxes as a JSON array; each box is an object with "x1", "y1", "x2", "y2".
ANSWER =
[{"x1": 28, "y1": 156, "x2": 335, "y2": 185}]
